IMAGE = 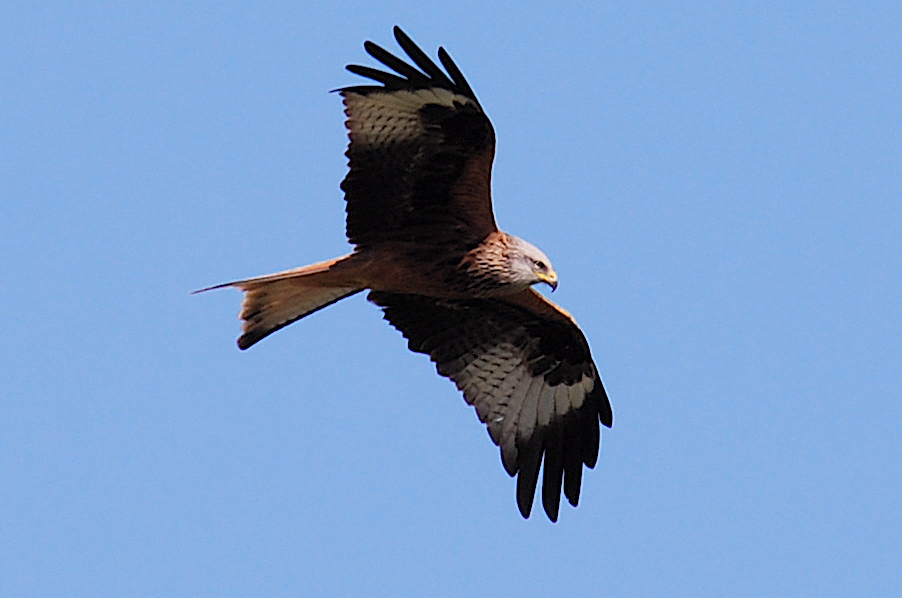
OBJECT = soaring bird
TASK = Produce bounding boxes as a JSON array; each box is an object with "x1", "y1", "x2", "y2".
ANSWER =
[{"x1": 199, "y1": 27, "x2": 612, "y2": 521}]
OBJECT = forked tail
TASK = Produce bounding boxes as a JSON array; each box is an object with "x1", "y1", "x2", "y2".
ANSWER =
[{"x1": 195, "y1": 254, "x2": 363, "y2": 349}]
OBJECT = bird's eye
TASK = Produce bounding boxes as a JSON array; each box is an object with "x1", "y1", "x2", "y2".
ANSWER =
[{"x1": 534, "y1": 260, "x2": 547, "y2": 271}]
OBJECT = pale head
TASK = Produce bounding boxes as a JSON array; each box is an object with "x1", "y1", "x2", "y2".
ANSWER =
[{"x1": 506, "y1": 235, "x2": 558, "y2": 291}]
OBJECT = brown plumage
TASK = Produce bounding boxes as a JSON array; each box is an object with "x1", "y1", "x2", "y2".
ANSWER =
[{"x1": 197, "y1": 27, "x2": 612, "y2": 521}]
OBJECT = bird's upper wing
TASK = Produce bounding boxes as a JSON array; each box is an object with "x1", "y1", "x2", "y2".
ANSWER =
[
  {"x1": 339, "y1": 27, "x2": 498, "y2": 249},
  {"x1": 369, "y1": 288, "x2": 612, "y2": 521}
]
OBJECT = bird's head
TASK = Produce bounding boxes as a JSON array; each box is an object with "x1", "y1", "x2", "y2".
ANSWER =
[{"x1": 509, "y1": 236, "x2": 558, "y2": 291}]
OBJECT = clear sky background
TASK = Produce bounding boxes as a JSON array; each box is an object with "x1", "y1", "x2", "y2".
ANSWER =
[{"x1": 2, "y1": 2, "x2": 900, "y2": 596}]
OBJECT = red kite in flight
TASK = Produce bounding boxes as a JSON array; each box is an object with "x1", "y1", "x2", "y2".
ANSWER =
[{"x1": 200, "y1": 27, "x2": 612, "y2": 521}]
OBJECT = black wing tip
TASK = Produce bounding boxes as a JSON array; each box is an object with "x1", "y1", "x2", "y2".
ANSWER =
[
  {"x1": 391, "y1": 25, "x2": 410, "y2": 44},
  {"x1": 517, "y1": 492, "x2": 535, "y2": 519},
  {"x1": 339, "y1": 26, "x2": 480, "y2": 105},
  {"x1": 508, "y1": 379, "x2": 611, "y2": 523},
  {"x1": 522, "y1": 397, "x2": 610, "y2": 522},
  {"x1": 542, "y1": 491, "x2": 562, "y2": 522},
  {"x1": 517, "y1": 472, "x2": 562, "y2": 523},
  {"x1": 596, "y1": 380, "x2": 614, "y2": 428},
  {"x1": 236, "y1": 333, "x2": 259, "y2": 350}
]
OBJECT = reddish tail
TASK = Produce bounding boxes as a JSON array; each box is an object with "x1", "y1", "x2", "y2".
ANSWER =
[{"x1": 196, "y1": 255, "x2": 363, "y2": 349}]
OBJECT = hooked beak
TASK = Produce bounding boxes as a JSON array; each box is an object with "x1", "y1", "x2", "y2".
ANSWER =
[{"x1": 536, "y1": 270, "x2": 558, "y2": 291}]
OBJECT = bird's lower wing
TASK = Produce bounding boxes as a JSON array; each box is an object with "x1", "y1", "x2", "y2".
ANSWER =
[{"x1": 369, "y1": 290, "x2": 612, "y2": 521}]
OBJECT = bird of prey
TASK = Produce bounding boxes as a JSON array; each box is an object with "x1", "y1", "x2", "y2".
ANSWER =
[{"x1": 199, "y1": 27, "x2": 612, "y2": 521}]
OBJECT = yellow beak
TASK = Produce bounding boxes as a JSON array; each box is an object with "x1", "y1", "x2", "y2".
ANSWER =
[{"x1": 536, "y1": 269, "x2": 558, "y2": 291}]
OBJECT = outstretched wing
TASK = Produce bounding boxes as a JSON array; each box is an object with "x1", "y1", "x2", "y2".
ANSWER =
[
  {"x1": 369, "y1": 289, "x2": 613, "y2": 522},
  {"x1": 339, "y1": 26, "x2": 498, "y2": 250}
]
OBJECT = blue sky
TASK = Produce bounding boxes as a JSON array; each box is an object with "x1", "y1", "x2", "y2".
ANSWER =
[{"x1": 2, "y1": 2, "x2": 900, "y2": 596}]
